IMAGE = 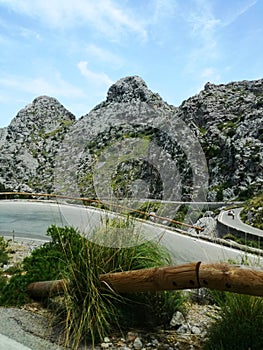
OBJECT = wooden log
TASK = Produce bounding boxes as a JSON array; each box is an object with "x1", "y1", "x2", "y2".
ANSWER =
[
  {"x1": 100, "y1": 262, "x2": 200, "y2": 293},
  {"x1": 26, "y1": 279, "x2": 67, "y2": 299},
  {"x1": 100, "y1": 262, "x2": 263, "y2": 296},
  {"x1": 198, "y1": 263, "x2": 263, "y2": 296},
  {"x1": 27, "y1": 262, "x2": 263, "y2": 299}
]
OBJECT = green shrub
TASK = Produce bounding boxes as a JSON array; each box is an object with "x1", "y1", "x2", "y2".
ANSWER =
[
  {"x1": 50, "y1": 224, "x2": 174, "y2": 348},
  {"x1": 117, "y1": 290, "x2": 186, "y2": 329},
  {"x1": 240, "y1": 193, "x2": 263, "y2": 229},
  {"x1": 0, "y1": 275, "x2": 7, "y2": 291},
  {"x1": 0, "y1": 236, "x2": 9, "y2": 267},
  {"x1": 0, "y1": 224, "x2": 185, "y2": 349},
  {"x1": 203, "y1": 292, "x2": 263, "y2": 350},
  {"x1": 169, "y1": 204, "x2": 190, "y2": 229},
  {"x1": 0, "y1": 226, "x2": 78, "y2": 305},
  {"x1": 129, "y1": 201, "x2": 161, "y2": 220},
  {"x1": 223, "y1": 233, "x2": 263, "y2": 250}
]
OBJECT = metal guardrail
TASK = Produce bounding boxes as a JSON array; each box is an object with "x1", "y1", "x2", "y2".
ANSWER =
[
  {"x1": 0, "y1": 191, "x2": 204, "y2": 232},
  {"x1": 1, "y1": 192, "x2": 262, "y2": 257}
]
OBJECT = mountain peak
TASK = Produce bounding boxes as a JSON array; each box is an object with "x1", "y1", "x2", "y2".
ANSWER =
[
  {"x1": 106, "y1": 75, "x2": 155, "y2": 103},
  {"x1": 10, "y1": 95, "x2": 75, "y2": 128},
  {"x1": 32, "y1": 95, "x2": 61, "y2": 105}
]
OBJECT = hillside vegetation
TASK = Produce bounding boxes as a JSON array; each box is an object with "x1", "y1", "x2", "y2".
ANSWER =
[
  {"x1": 0, "y1": 76, "x2": 262, "y2": 204},
  {"x1": 241, "y1": 193, "x2": 263, "y2": 230}
]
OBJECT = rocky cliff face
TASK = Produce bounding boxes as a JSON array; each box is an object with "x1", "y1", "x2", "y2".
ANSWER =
[
  {"x1": 178, "y1": 80, "x2": 263, "y2": 200},
  {"x1": 0, "y1": 96, "x2": 75, "y2": 192},
  {"x1": 0, "y1": 77, "x2": 262, "y2": 207}
]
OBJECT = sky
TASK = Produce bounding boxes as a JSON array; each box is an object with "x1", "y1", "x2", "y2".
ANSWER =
[{"x1": 0, "y1": 0, "x2": 262, "y2": 127}]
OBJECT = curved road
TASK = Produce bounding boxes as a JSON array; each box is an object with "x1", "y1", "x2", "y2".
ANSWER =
[
  {"x1": 0, "y1": 200, "x2": 263, "y2": 350},
  {"x1": 1, "y1": 200, "x2": 262, "y2": 265},
  {"x1": 218, "y1": 208, "x2": 263, "y2": 238}
]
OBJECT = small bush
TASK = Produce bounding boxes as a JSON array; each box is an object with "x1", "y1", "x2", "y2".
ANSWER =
[
  {"x1": 50, "y1": 224, "x2": 174, "y2": 348},
  {"x1": 117, "y1": 290, "x2": 186, "y2": 329},
  {"x1": 0, "y1": 226, "x2": 80, "y2": 305},
  {"x1": 240, "y1": 193, "x2": 263, "y2": 230},
  {"x1": 203, "y1": 291, "x2": 263, "y2": 350},
  {"x1": 0, "y1": 236, "x2": 9, "y2": 267},
  {"x1": 0, "y1": 224, "x2": 185, "y2": 349}
]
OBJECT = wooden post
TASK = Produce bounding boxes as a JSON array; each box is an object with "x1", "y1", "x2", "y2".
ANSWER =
[
  {"x1": 100, "y1": 262, "x2": 263, "y2": 296},
  {"x1": 27, "y1": 262, "x2": 263, "y2": 299},
  {"x1": 198, "y1": 263, "x2": 263, "y2": 296},
  {"x1": 26, "y1": 279, "x2": 67, "y2": 299},
  {"x1": 100, "y1": 262, "x2": 200, "y2": 293}
]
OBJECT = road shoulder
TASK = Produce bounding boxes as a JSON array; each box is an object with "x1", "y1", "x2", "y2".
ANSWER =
[{"x1": 0, "y1": 306, "x2": 65, "y2": 350}]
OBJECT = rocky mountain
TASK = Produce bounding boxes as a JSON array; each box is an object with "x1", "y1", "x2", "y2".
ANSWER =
[
  {"x1": 0, "y1": 96, "x2": 75, "y2": 193},
  {"x1": 0, "y1": 76, "x2": 262, "y2": 210},
  {"x1": 178, "y1": 80, "x2": 263, "y2": 201}
]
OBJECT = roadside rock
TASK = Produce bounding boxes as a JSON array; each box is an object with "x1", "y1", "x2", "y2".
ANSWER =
[{"x1": 170, "y1": 311, "x2": 185, "y2": 327}]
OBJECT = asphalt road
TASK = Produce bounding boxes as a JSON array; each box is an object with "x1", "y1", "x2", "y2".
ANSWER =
[
  {"x1": 0, "y1": 307, "x2": 65, "y2": 350},
  {"x1": 218, "y1": 207, "x2": 263, "y2": 238},
  {"x1": 1, "y1": 200, "x2": 262, "y2": 264},
  {"x1": 0, "y1": 334, "x2": 31, "y2": 350},
  {"x1": 0, "y1": 200, "x2": 263, "y2": 349},
  {"x1": 0, "y1": 200, "x2": 113, "y2": 241}
]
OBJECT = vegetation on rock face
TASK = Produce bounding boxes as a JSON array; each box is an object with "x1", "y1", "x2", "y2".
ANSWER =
[
  {"x1": 179, "y1": 79, "x2": 263, "y2": 202},
  {"x1": 0, "y1": 96, "x2": 75, "y2": 193},
  {"x1": 240, "y1": 193, "x2": 263, "y2": 230},
  {"x1": 1, "y1": 77, "x2": 262, "y2": 201},
  {"x1": 222, "y1": 233, "x2": 263, "y2": 250},
  {"x1": 77, "y1": 124, "x2": 193, "y2": 202}
]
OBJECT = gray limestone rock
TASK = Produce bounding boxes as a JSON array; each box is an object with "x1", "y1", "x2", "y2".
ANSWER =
[
  {"x1": 0, "y1": 96, "x2": 75, "y2": 193},
  {"x1": 0, "y1": 76, "x2": 262, "y2": 205},
  {"x1": 170, "y1": 311, "x2": 185, "y2": 327}
]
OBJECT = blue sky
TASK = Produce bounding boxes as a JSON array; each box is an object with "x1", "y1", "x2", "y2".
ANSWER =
[{"x1": 0, "y1": 0, "x2": 262, "y2": 127}]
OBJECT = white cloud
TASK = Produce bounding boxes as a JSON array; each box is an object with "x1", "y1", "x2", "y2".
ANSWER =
[
  {"x1": 0, "y1": 0, "x2": 147, "y2": 41},
  {"x1": 0, "y1": 74, "x2": 85, "y2": 97},
  {"x1": 85, "y1": 44, "x2": 123, "y2": 66},
  {"x1": 187, "y1": 0, "x2": 220, "y2": 41},
  {"x1": 201, "y1": 67, "x2": 221, "y2": 82},
  {"x1": 77, "y1": 61, "x2": 113, "y2": 86},
  {"x1": 221, "y1": 0, "x2": 258, "y2": 27},
  {"x1": 152, "y1": 0, "x2": 178, "y2": 23},
  {"x1": 101, "y1": 0, "x2": 147, "y2": 41},
  {"x1": 182, "y1": 0, "x2": 258, "y2": 84},
  {"x1": 143, "y1": 0, "x2": 179, "y2": 46},
  {"x1": 19, "y1": 27, "x2": 42, "y2": 41},
  {"x1": 182, "y1": 0, "x2": 221, "y2": 77}
]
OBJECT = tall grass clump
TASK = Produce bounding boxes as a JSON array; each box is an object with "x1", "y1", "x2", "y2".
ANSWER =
[
  {"x1": 1, "y1": 221, "x2": 185, "y2": 349},
  {"x1": 51, "y1": 221, "x2": 177, "y2": 348},
  {"x1": 203, "y1": 291, "x2": 263, "y2": 350}
]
